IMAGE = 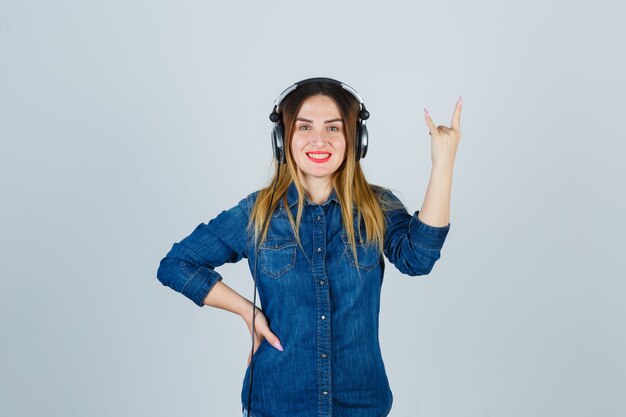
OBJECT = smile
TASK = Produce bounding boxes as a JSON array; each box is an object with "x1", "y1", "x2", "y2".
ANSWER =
[{"x1": 306, "y1": 153, "x2": 331, "y2": 163}]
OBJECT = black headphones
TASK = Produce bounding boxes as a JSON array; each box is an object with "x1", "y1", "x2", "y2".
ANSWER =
[{"x1": 269, "y1": 77, "x2": 370, "y2": 164}]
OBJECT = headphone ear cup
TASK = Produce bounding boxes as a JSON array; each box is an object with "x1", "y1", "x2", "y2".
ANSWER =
[
  {"x1": 359, "y1": 123, "x2": 368, "y2": 160},
  {"x1": 271, "y1": 123, "x2": 286, "y2": 164},
  {"x1": 355, "y1": 122, "x2": 368, "y2": 161}
]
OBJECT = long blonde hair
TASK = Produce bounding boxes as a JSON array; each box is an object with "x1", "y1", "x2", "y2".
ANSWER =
[{"x1": 249, "y1": 81, "x2": 404, "y2": 269}]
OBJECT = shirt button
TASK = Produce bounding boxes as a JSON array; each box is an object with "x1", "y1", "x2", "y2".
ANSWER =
[
  {"x1": 317, "y1": 247, "x2": 322, "y2": 252},
  {"x1": 321, "y1": 315, "x2": 326, "y2": 320},
  {"x1": 322, "y1": 391, "x2": 328, "y2": 395},
  {"x1": 317, "y1": 215, "x2": 321, "y2": 221},
  {"x1": 320, "y1": 280, "x2": 325, "y2": 285},
  {"x1": 321, "y1": 353, "x2": 327, "y2": 358}
]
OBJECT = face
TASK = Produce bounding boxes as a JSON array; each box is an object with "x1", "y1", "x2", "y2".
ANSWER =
[{"x1": 290, "y1": 94, "x2": 347, "y2": 184}]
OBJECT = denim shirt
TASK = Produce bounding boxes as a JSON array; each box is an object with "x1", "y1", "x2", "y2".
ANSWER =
[{"x1": 156, "y1": 180, "x2": 451, "y2": 417}]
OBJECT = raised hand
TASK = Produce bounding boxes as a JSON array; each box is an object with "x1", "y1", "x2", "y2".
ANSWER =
[{"x1": 424, "y1": 96, "x2": 462, "y2": 170}]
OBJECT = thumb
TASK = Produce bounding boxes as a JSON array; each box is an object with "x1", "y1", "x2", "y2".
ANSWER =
[{"x1": 264, "y1": 332, "x2": 284, "y2": 351}]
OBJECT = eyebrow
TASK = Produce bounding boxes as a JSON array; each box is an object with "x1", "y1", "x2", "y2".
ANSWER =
[{"x1": 296, "y1": 118, "x2": 343, "y2": 124}]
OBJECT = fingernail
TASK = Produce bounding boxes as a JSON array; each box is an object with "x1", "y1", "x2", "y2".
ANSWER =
[
  {"x1": 424, "y1": 108, "x2": 429, "y2": 117},
  {"x1": 459, "y1": 96, "x2": 463, "y2": 104},
  {"x1": 273, "y1": 341, "x2": 284, "y2": 351}
]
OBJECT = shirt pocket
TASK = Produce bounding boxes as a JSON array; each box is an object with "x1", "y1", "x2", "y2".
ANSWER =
[
  {"x1": 340, "y1": 232, "x2": 381, "y2": 271},
  {"x1": 259, "y1": 238, "x2": 297, "y2": 279}
]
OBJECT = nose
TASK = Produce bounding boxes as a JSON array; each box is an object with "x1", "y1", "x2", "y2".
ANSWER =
[{"x1": 310, "y1": 128, "x2": 326, "y2": 146}]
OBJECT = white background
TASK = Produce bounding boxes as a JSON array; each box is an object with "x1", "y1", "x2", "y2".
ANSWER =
[{"x1": 1, "y1": 1, "x2": 624, "y2": 416}]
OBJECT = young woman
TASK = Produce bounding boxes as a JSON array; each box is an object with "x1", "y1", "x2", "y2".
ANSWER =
[{"x1": 156, "y1": 77, "x2": 462, "y2": 417}]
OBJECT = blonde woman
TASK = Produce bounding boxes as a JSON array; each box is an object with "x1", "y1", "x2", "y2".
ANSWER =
[{"x1": 156, "y1": 77, "x2": 462, "y2": 417}]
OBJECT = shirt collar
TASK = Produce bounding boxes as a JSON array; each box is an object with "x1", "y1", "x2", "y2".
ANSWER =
[{"x1": 285, "y1": 180, "x2": 340, "y2": 209}]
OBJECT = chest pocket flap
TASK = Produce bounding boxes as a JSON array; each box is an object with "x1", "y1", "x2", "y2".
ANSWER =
[{"x1": 259, "y1": 238, "x2": 297, "y2": 279}]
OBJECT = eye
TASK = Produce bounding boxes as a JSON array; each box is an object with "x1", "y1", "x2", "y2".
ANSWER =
[
  {"x1": 328, "y1": 126, "x2": 340, "y2": 132},
  {"x1": 299, "y1": 124, "x2": 311, "y2": 130}
]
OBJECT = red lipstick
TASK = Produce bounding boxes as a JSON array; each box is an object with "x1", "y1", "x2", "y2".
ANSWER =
[{"x1": 306, "y1": 151, "x2": 331, "y2": 163}]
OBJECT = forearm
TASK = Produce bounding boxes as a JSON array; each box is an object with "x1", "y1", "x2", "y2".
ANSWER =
[
  {"x1": 203, "y1": 280, "x2": 253, "y2": 318},
  {"x1": 418, "y1": 165, "x2": 453, "y2": 227}
]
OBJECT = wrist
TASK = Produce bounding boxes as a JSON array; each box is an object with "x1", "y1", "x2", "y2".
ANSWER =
[{"x1": 239, "y1": 300, "x2": 258, "y2": 323}]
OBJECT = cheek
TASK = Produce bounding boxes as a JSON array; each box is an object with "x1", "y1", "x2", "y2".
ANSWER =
[
  {"x1": 291, "y1": 135, "x2": 305, "y2": 151},
  {"x1": 289, "y1": 138, "x2": 299, "y2": 158},
  {"x1": 335, "y1": 138, "x2": 347, "y2": 156}
]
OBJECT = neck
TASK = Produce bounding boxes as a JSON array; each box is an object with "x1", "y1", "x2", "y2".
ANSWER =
[{"x1": 297, "y1": 173, "x2": 333, "y2": 204}]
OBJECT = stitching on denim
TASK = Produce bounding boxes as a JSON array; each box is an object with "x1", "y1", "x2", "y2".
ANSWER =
[
  {"x1": 180, "y1": 263, "x2": 216, "y2": 294},
  {"x1": 180, "y1": 260, "x2": 193, "y2": 279},
  {"x1": 260, "y1": 239, "x2": 297, "y2": 249},
  {"x1": 259, "y1": 242, "x2": 297, "y2": 279},
  {"x1": 181, "y1": 261, "x2": 209, "y2": 279},
  {"x1": 179, "y1": 264, "x2": 193, "y2": 293}
]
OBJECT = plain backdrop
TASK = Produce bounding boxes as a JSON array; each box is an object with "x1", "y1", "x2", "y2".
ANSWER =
[{"x1": 1, "y1": 1, "x2": 625, "y2": 416}]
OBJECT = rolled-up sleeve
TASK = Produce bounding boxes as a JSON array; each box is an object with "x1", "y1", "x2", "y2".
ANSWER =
[
  {"x1": 382, "y1": 189, "x2": 450, "y2": 276},
  {"x1": 156, "y1": 195, "x2": 251, "y2": 307}
]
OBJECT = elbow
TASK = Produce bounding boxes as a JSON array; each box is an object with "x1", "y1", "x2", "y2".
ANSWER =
[
  {"x1": 156, "y1": 257, "x2": 219, "y2": 307},
  {"x1": 416, "y1": 260, "x2": 437, "y2": 276},
  {"x1": 401, "y1": 250, "x2": 442, "y2": 277},
  {"x1": 388, "y1": 238, "x2": 445, "y2": 277},
  {"x1": 156, "y1": 257, "x2": 179, "y2": 289},
  {"x1": 405, "y1": 263, "x2": 435, "y2": 277}
]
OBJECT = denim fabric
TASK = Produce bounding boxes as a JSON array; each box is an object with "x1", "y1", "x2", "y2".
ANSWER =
[{"x1": 157, "y1": 180, "x2": 450, "y2": 417}]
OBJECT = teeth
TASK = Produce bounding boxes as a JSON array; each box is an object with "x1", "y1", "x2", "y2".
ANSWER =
[{"x1": 308, "y1": 153, "x2": 330, "y2": 159}]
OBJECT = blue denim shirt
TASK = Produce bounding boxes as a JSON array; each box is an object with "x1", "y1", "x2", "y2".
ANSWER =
[{"x1": 156, "y1": 180, "x2": 450, "y2": 417}]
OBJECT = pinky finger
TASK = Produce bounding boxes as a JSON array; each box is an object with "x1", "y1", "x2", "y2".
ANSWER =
[{"x1": 424, "y1": 108, "x2": 436, "y2": 135}]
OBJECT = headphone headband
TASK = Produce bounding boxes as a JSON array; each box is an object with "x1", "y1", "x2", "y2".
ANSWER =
[{"x1": 272, "y1": 77, "x2": 367, "y2": 114}]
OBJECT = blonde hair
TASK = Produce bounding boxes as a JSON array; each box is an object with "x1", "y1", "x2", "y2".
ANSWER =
[{"x1": 249, "y1": 81, "x2": 404, "y2": 269}]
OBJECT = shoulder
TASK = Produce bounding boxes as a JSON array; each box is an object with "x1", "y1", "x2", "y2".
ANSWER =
[{"x1": 238, "y1": 189, "x2": 262, "y2": 216}]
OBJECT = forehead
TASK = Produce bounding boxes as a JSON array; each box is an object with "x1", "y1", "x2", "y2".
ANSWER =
[{"x1": 296, "y1": 95, "x2": 341, "y2": 117}]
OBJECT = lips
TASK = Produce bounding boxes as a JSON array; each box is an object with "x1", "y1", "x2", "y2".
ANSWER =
[{"x1": 306, "y1": 152, "x2": 331, "y2": 163}]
